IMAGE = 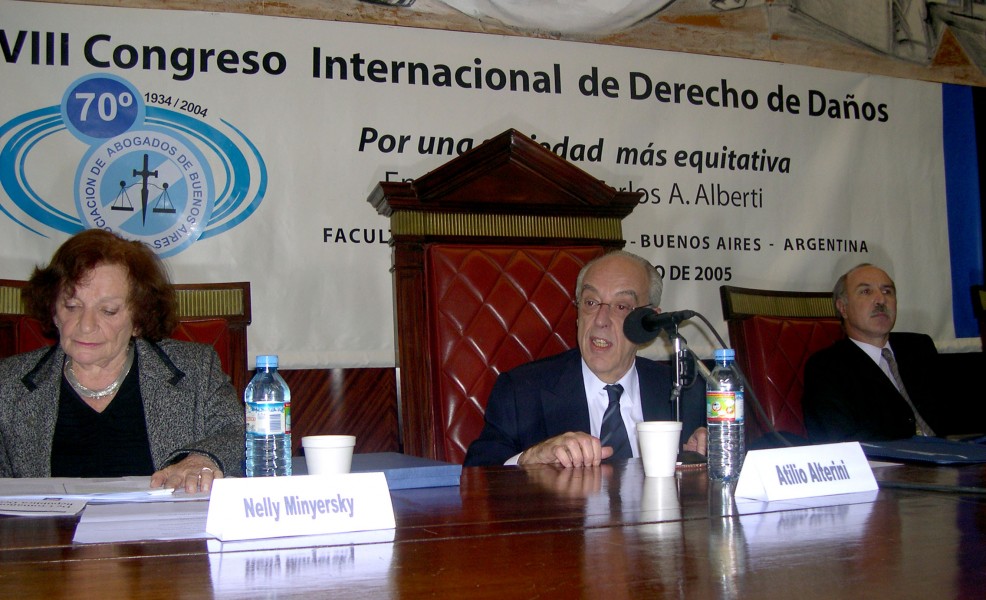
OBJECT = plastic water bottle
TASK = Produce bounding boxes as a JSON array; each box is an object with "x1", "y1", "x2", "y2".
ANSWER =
[
  {"x1": 706, "y1": 348, "x2": 744, "y2": 481},
  {"x1": 244, "y1": 355, "x2": 292, "y2": 477}
]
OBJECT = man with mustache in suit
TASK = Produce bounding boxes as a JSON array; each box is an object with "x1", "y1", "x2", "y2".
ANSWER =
[{"x1": 802, "y1": 263, "x2": 942, "y2": 443}]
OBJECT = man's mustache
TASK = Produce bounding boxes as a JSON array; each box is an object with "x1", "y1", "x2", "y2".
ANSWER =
[{"x1": 870, "y1": 304, "x2": 892, "y2": 317}]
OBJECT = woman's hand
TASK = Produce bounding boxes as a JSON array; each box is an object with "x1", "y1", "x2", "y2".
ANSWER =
[{"x1": 150, "y1": 454, "x2": 223, "y2": 493}]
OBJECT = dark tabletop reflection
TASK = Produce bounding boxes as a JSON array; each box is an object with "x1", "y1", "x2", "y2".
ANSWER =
[{"x1": 4, "y1": 461, "x2": 986, "y2": 597}]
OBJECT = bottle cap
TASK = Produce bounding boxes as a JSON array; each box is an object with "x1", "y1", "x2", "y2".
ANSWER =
[
  {"x1": 256, "y1": 355, "x2": 278, "y2": 368},
  {"x1": 714, "y1": 348, "x2": 735, "y2": 361}
]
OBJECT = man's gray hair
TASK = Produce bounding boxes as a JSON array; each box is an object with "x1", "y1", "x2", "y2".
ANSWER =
[{"x1": 575, "y1": 250, "x2": 663, "y2": 307}]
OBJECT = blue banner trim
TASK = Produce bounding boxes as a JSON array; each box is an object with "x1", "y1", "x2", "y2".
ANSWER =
[{"x1": 942, "y1": 84, "x2": 984, "y2": 339}]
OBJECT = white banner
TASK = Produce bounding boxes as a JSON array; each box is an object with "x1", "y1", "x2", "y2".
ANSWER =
[{"x1": 0, "y1": 1, "x2": 972, "y2": 368}]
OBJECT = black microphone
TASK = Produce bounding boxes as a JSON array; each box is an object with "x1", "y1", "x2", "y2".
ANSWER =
[{"x1": 622, "y1": 307, "x2": 697, "y2": 344}]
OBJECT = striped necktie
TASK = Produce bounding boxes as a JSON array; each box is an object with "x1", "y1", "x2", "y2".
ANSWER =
[
  {"x1": 881, "y1": 347, "x2": 934, "y2": 437},
  {"x1": 600, "y1": 384, "x2": 631, "y2": 459}
]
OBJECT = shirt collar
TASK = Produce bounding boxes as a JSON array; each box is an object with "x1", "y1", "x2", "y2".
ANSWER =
[
  {"x1": 849, "y1": 337, "x2": 892, "y2": 366},
  {"x1": 580, "y1": 359, "x2": 638, "y2": 401}
]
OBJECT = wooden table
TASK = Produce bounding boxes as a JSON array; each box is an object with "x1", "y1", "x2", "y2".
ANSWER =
[{"x1": 1, "y1": 460, "x2": 984, "y2": 599}]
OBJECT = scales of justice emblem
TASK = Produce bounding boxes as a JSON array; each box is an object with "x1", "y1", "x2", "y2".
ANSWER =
[
  {"x1": 112, "y1": 153, "x2": 177, "y2": 225},
  {"x1": 77, "y1": 126, "x2": 213, "y2": 255}
]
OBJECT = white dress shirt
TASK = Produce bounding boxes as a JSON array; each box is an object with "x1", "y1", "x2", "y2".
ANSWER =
[{"x1": 582, "y1": 360, "x2": 644, "y2": 458}]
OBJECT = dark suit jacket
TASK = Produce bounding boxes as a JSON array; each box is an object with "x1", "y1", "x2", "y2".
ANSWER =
[
  {"x1": 802, "y1": 332, "x2": 942, "y2": 444},
  {"x1": 463, "y1": 348, "x2": 705, "y2": 466}
]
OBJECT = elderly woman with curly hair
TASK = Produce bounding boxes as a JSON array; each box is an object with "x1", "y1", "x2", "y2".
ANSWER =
[{"x1": 0, "y1": 229, "x2": 243, "y2": 491}]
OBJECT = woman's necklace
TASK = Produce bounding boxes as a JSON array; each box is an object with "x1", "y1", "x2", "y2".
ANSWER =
[{"x1": 63, "y1": 343, "x2": 135, "y2": 400}]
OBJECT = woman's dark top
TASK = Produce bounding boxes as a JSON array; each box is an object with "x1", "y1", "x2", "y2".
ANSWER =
[{"x1": 50, "y1": 356, "x2": 155, "y2": 477}]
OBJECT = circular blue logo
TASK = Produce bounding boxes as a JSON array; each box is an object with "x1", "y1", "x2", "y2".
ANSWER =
[
  {"x1": 61, "y1": 74, "x2": 145, "y2": 143},
  {"x1": 75, "y1": 128, "x2": 214, "y2": 257}
]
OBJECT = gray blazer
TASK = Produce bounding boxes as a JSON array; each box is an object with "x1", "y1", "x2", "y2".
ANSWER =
[{"x1": 0, "y1": 338, "x2": 245, "y2": 477}]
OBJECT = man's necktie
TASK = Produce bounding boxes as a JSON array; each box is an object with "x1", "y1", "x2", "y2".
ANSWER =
[
  {"x1": 600, "y1": 384, "x2": 631, "y2": 459},
  {"x1": 881, "y1": 348, "x2": 935, "y2": 437}
]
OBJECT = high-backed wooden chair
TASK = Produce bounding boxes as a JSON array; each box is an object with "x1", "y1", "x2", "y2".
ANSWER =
[
  {"x1": 0, "y1": 279, "x2": 251, "y2": 396},
  {"x1": 369, "y1": 129, "x2": 641, "y2": 462},
  {"x1": 719, "y1": 285, "x2": 844, "y2": 448}
]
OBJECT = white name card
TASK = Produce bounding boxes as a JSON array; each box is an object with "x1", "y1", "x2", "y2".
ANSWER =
[
  {"x1": 205, "y1": 473, "x2": 395, "y2": 541},
  {"x1": 734, "y1": 442, "x2": 877, "y2": 502}
]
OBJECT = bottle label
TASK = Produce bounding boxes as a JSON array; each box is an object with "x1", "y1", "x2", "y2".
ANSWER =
[
  {"x1": 707, "y1": 390, "x2": 744, "y2": 423},
  {"x1": 245, "y1": 402, "x2": 286, "y2": 435}
]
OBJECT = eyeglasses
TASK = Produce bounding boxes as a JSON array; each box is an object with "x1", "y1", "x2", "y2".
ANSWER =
[{"x1": 576, "y1": 299, "x2": 650, "y2": 318}]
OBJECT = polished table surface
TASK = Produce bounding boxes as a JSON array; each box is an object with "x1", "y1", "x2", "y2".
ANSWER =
[{"x1": 1, "y1": 459, "x2": 985, "y2": 599}]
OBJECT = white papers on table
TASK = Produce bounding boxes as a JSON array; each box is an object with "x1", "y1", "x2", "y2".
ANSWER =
[
  {"x1": 0, "y1": 498, "x2": 88, "y2": 517},
  {"x1": 0, "y1": 476, "x2": 208, "y2": 503},
  {"x1": 73, "y1": 500, "x2": 212, "y2": 543}
]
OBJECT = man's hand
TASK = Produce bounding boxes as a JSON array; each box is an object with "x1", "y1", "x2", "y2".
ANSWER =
[
  {"x1": 518, "y1": 432, "x2": 614, "y2": 467},
  {"x1": 682, "y1": 426, "x2": 708, "y2": 456},
  {"x1": 150, "y1": 454, "x2": 223, "y2": 493}
]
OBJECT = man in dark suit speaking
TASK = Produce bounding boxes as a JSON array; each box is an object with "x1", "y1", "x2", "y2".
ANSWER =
[
  {"x1": 463, "y1": 251, "x2": 707, "y2": 467},
  {"x1": 802, "y1": 263, "x2": 942, "y2": 444}
]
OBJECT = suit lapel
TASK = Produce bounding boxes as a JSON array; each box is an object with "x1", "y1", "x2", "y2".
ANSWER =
[
  {"x1": 135, "y1": 341, "x2": 179, "y2": 468},
  {"x1": 540, "y1": 352, "x2": 590, "y2": 437},
  {"x1": 637, "y1": 356, "x2": 674, "y2": 421},
  {"x1": 16, "y1": 348, "x2": 63, "y2": 476},
  {"x1": 841, "y1": 338, "x2": 903, "y2": 399},
  {"x1": 887, "y1": 333, "x2": 923, "y2": 398}
]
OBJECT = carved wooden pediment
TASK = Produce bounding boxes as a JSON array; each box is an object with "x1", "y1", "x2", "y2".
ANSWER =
[{"x1": 369, "y1": 128, "x2": 639, "y2": 220}]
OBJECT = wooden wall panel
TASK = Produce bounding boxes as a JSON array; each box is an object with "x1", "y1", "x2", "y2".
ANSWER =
[{"x1": 280, "y1": 367, "x2": 399, "y2": 456}]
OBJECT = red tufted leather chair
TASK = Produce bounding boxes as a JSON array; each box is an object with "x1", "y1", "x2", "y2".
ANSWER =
[
  {"x1": 720, "y1": 285, "x2": 844, "y2": 447},
  {"x1": 0, "y1": 279, "x2": 251, "y2": 396},
  {"x1": 427, "y1": 245, "x2": 604, "y2": 463}
]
